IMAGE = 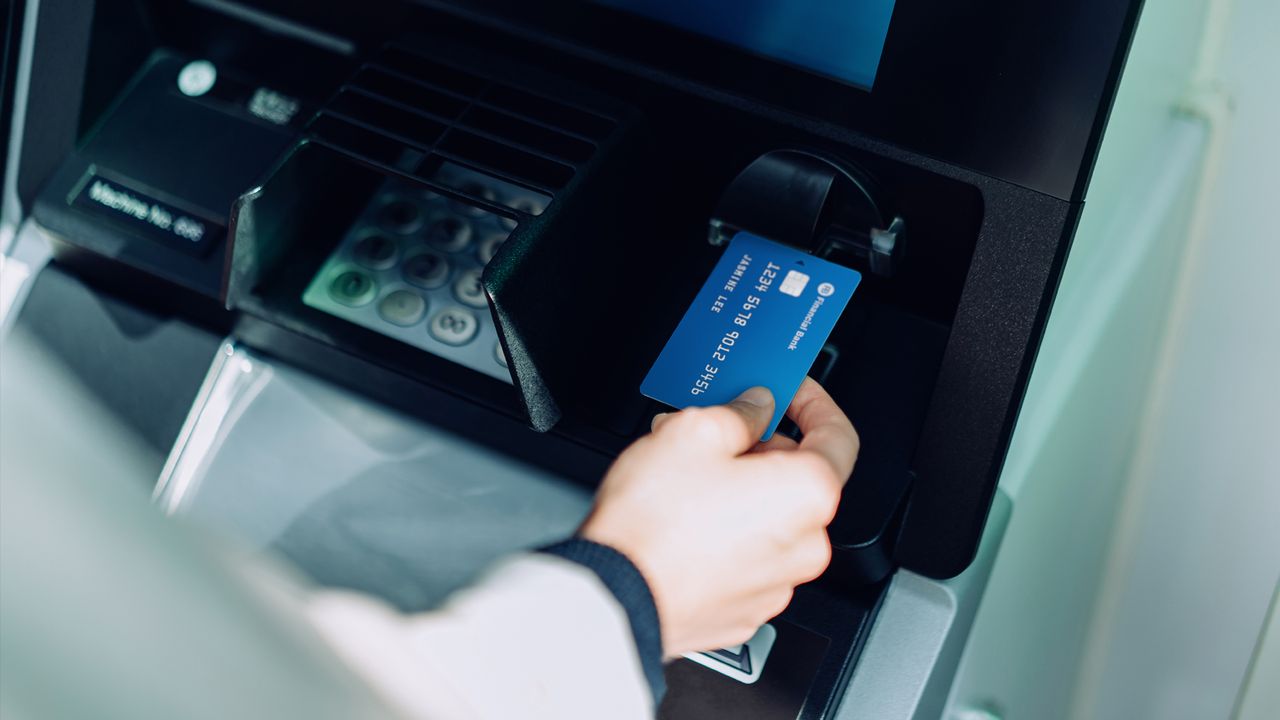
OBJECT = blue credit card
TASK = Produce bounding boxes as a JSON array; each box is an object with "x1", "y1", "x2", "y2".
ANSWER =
[{"x1": 641, "y1": 233, "x2": 861, "y2": 440}]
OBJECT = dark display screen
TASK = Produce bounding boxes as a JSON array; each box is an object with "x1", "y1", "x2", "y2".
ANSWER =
[{"x1": 591, "y1": 0, "x2": 897, "y2": 89}]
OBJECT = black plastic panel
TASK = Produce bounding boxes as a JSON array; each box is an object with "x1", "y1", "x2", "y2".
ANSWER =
[
  {"x1": 15, "y1": 0, "x2": 1133, "y2": 589},
  {"x1": 33, "y1": 51, "x2": 297, "y2": 298},
  {"x1": 6, "y1": 3, "x2": 1146, "y2": 716},
  {"x1": 413, "y1": 0, "x2": 1145, "y2": 202},
  {"x1": 900, "y1": 192, "x2": 1080, "y2": 576}
]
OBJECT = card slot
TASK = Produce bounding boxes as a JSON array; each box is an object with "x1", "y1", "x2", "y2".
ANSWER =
[
  {"x1": 460, "y1": 105, "x2": 597, "y2": 164},
  {"x1": 350, "y1": 67, "x2": 471, "y2": 120},
  {"x1": 309, "y1": 114, "x2": 425, "y2": 170},
  {"x1": 418, "y1": 156, "x2": 551, "y2": 218},
  {"x1": 480, "y1": 85, "x2": 616, "y2": 141},
  {"x1": 379, "y1": 45, "x2": 488, "y2": 97},
  {"x1": 326, "y1": 90, "x2": 448, "y2": 149},
  {"x1": 437, "y1": 130, "x2": 575, "y2": 190}
]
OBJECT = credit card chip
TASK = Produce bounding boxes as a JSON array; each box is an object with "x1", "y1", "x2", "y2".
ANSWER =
[{"x1": 780, "y1": 269, "x2": 810, "y2": 297}]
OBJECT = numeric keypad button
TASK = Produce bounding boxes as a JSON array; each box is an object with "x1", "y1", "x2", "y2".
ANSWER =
[
  {"x1": 352, "y1": 231, "x2": 399, "y2": 270},
  {"x1": 378, "y1": 289, "x2": 427, "y2": 327},
  {"x1": 454, "y1": 182, "x2": 498, "y2": 216},
  {"x1": 328, "y1": 270, "x2": 377, "y2": 307},
  {"x1": 476, "y1": 231, "x2": 509, "y2": 264},
  {"x1": 402, "y1": 251, "x2": 450, "y2": 289},
  {"x1": 425, "y1": 216, "x2": 473, "y2": 252},
  {"x1": 500, "y1": 197, "x2": 544, "y2": 229},
  {"x1": 429, "y1": 306, "x2": 479, "y2": 346},
  {"x1": 453, "y1": 267, "x2": 488, "y2": 308},
  {"x1": 514, "y1": 197, "x2": 545, "y2": 215},
  {"x1": 376, "y1": 198, "x2": 424, "y2": 234}
]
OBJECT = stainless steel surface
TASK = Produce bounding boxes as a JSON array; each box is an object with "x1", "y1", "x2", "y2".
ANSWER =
[
  {"x1": 156, "y1": 342, "x2": 592, "y2": 611},
  {"x1": 1, "y1": 0, "x2": 40, "y2": 247},
  {"x1": 2, "y1": 334, "x2": 397, "y2": 720},
  {"x1": 162, "y1": 341, "x2": 1007, "y2": 706},
  {"x1": 835, "y1": 490, "x2": 1013, "y2": 720},
  {"x1": 1, "y1": 312, "x2": 162, "y2": 512},
  {"x1": 0, "y1": 220, "x2": 52, "y2": 336},
  {"x1": 154, "y1": 342, "x2": 275, "y2": 514}
]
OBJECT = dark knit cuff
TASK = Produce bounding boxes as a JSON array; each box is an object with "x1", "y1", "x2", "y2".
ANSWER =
[{"x1": 539, "y1": 538, "x2": 666, "y2": 706}]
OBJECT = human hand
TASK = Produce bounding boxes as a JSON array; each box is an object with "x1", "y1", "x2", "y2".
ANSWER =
[{"x1": 579, "y1": 378, "x2": 858, "y2": 657}]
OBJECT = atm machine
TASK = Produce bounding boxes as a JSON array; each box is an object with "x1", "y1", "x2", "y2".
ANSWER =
[{"x1": 1, "y1": 1, "x2": 1145, "y2": 718}]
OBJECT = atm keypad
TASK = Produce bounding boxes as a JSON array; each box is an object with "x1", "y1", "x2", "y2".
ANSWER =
[
  {"x1": 328, "y1": 270, "x2": 376, "y2": 307},
  {"x1": 453, "y1": 181, "x2": 498, "y2": 216},
  {"x1": 378, "y1": 290, "x2": 428, "y2": 327},
  {"x1": 453, "y1": 268, "x2": 488, "y2": 308},
  {"x1": 425, "y1": 215, "x2": 473, "y2": 252},
  {"x1": 429, "y1": 306, "x2": 480, "y2": 346},
  {"x1": 352, "y1": 231, "x2": 400, "y2": 270},
  {"x1": 476, "y1": 230, "x2": 506, "y2": 264},
  {"x1": 302, "y1": 178, "x2": 525, "y2": 384},
  {"x1": 376, "y1": 199, "x2": 425, "y2": 234}
]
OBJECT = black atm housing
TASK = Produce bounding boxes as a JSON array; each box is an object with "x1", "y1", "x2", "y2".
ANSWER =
[{"x1": 10, "y1": 0, "x2": 1145, "y2": 717}]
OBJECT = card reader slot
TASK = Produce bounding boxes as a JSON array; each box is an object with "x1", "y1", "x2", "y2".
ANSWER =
[
  {"x1": 326, "y1": 90, "x2": 449, "y2": 149},
  {"x1": 460, "y1": 105, "x2": 597, "y2": 164},
  {"x1": 349, "y1": 67, "x2": 471, "y2": 120},
  {"x1": 347, "y1": 69, "x2": 596, "y2": 169},
  {"x1": 309, "y1": 114, "x2": 425, "y2": 170},
  {"x1": 419, "y1": 157, "x2": 550, "y2": 217},
  {"x1": 481, "y1": 85, "x2": 616, "y2": 141},
  {"x1": 347, "y1": 66, "x2": 598, "y2": 167},
  {"x1": 438, "y1": 130, "x2": 575, "y2": 190},
  {"x1": 379, "y1": 45, "x2": 488, "y2": 96},
  {"x1": 308, "y1": 116, "x2": 550, "y2": 222}
]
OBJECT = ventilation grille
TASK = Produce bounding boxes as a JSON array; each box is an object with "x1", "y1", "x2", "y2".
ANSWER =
[{"x1": 307, "y1": 43, "x2": 617, "y2": 214}]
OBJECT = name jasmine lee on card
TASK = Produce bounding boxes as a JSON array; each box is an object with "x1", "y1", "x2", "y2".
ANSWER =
[{"x1": 691, "y1": 253, "x2": 781, "y2": 396}]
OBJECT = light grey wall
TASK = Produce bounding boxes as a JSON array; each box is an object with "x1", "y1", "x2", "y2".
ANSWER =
[
  {"x1": 1236, "y1": 584, "x2": 1280, "y2": 720},
  {"x1": 944, "y1": 114, "x2": 1208, "y2": 718},
  {"x1": 946, "y1": 0, "x2": 1211, "y2": 715},
  {"x1": 1069, "y1": 0, "x2": 1280, "y2": 716},
  {"x1": 947, "y1": 0, "x2": 1280, "y2": 717}
]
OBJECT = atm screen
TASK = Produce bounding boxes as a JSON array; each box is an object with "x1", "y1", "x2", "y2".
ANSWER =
[{"x1": 590, "y1": 0, "x2": 897, "y2": 89}]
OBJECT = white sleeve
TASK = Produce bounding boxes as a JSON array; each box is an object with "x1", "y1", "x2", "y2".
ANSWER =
[{"x1": 302, "y1": 553, "x2": 655, "y2": 720}]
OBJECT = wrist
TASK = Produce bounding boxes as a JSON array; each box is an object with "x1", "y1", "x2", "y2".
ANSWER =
[{"x1": 539, "y1": 537, "x2": 667, "y2": 705}]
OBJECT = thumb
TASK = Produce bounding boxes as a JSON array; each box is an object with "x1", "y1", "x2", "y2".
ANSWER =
[
  {"x1": 654, "y1": 386, "x2": 775, "y2": 455},
  {"x1": 721, "y1": 386, "x2": 777, "y2": 449}
]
